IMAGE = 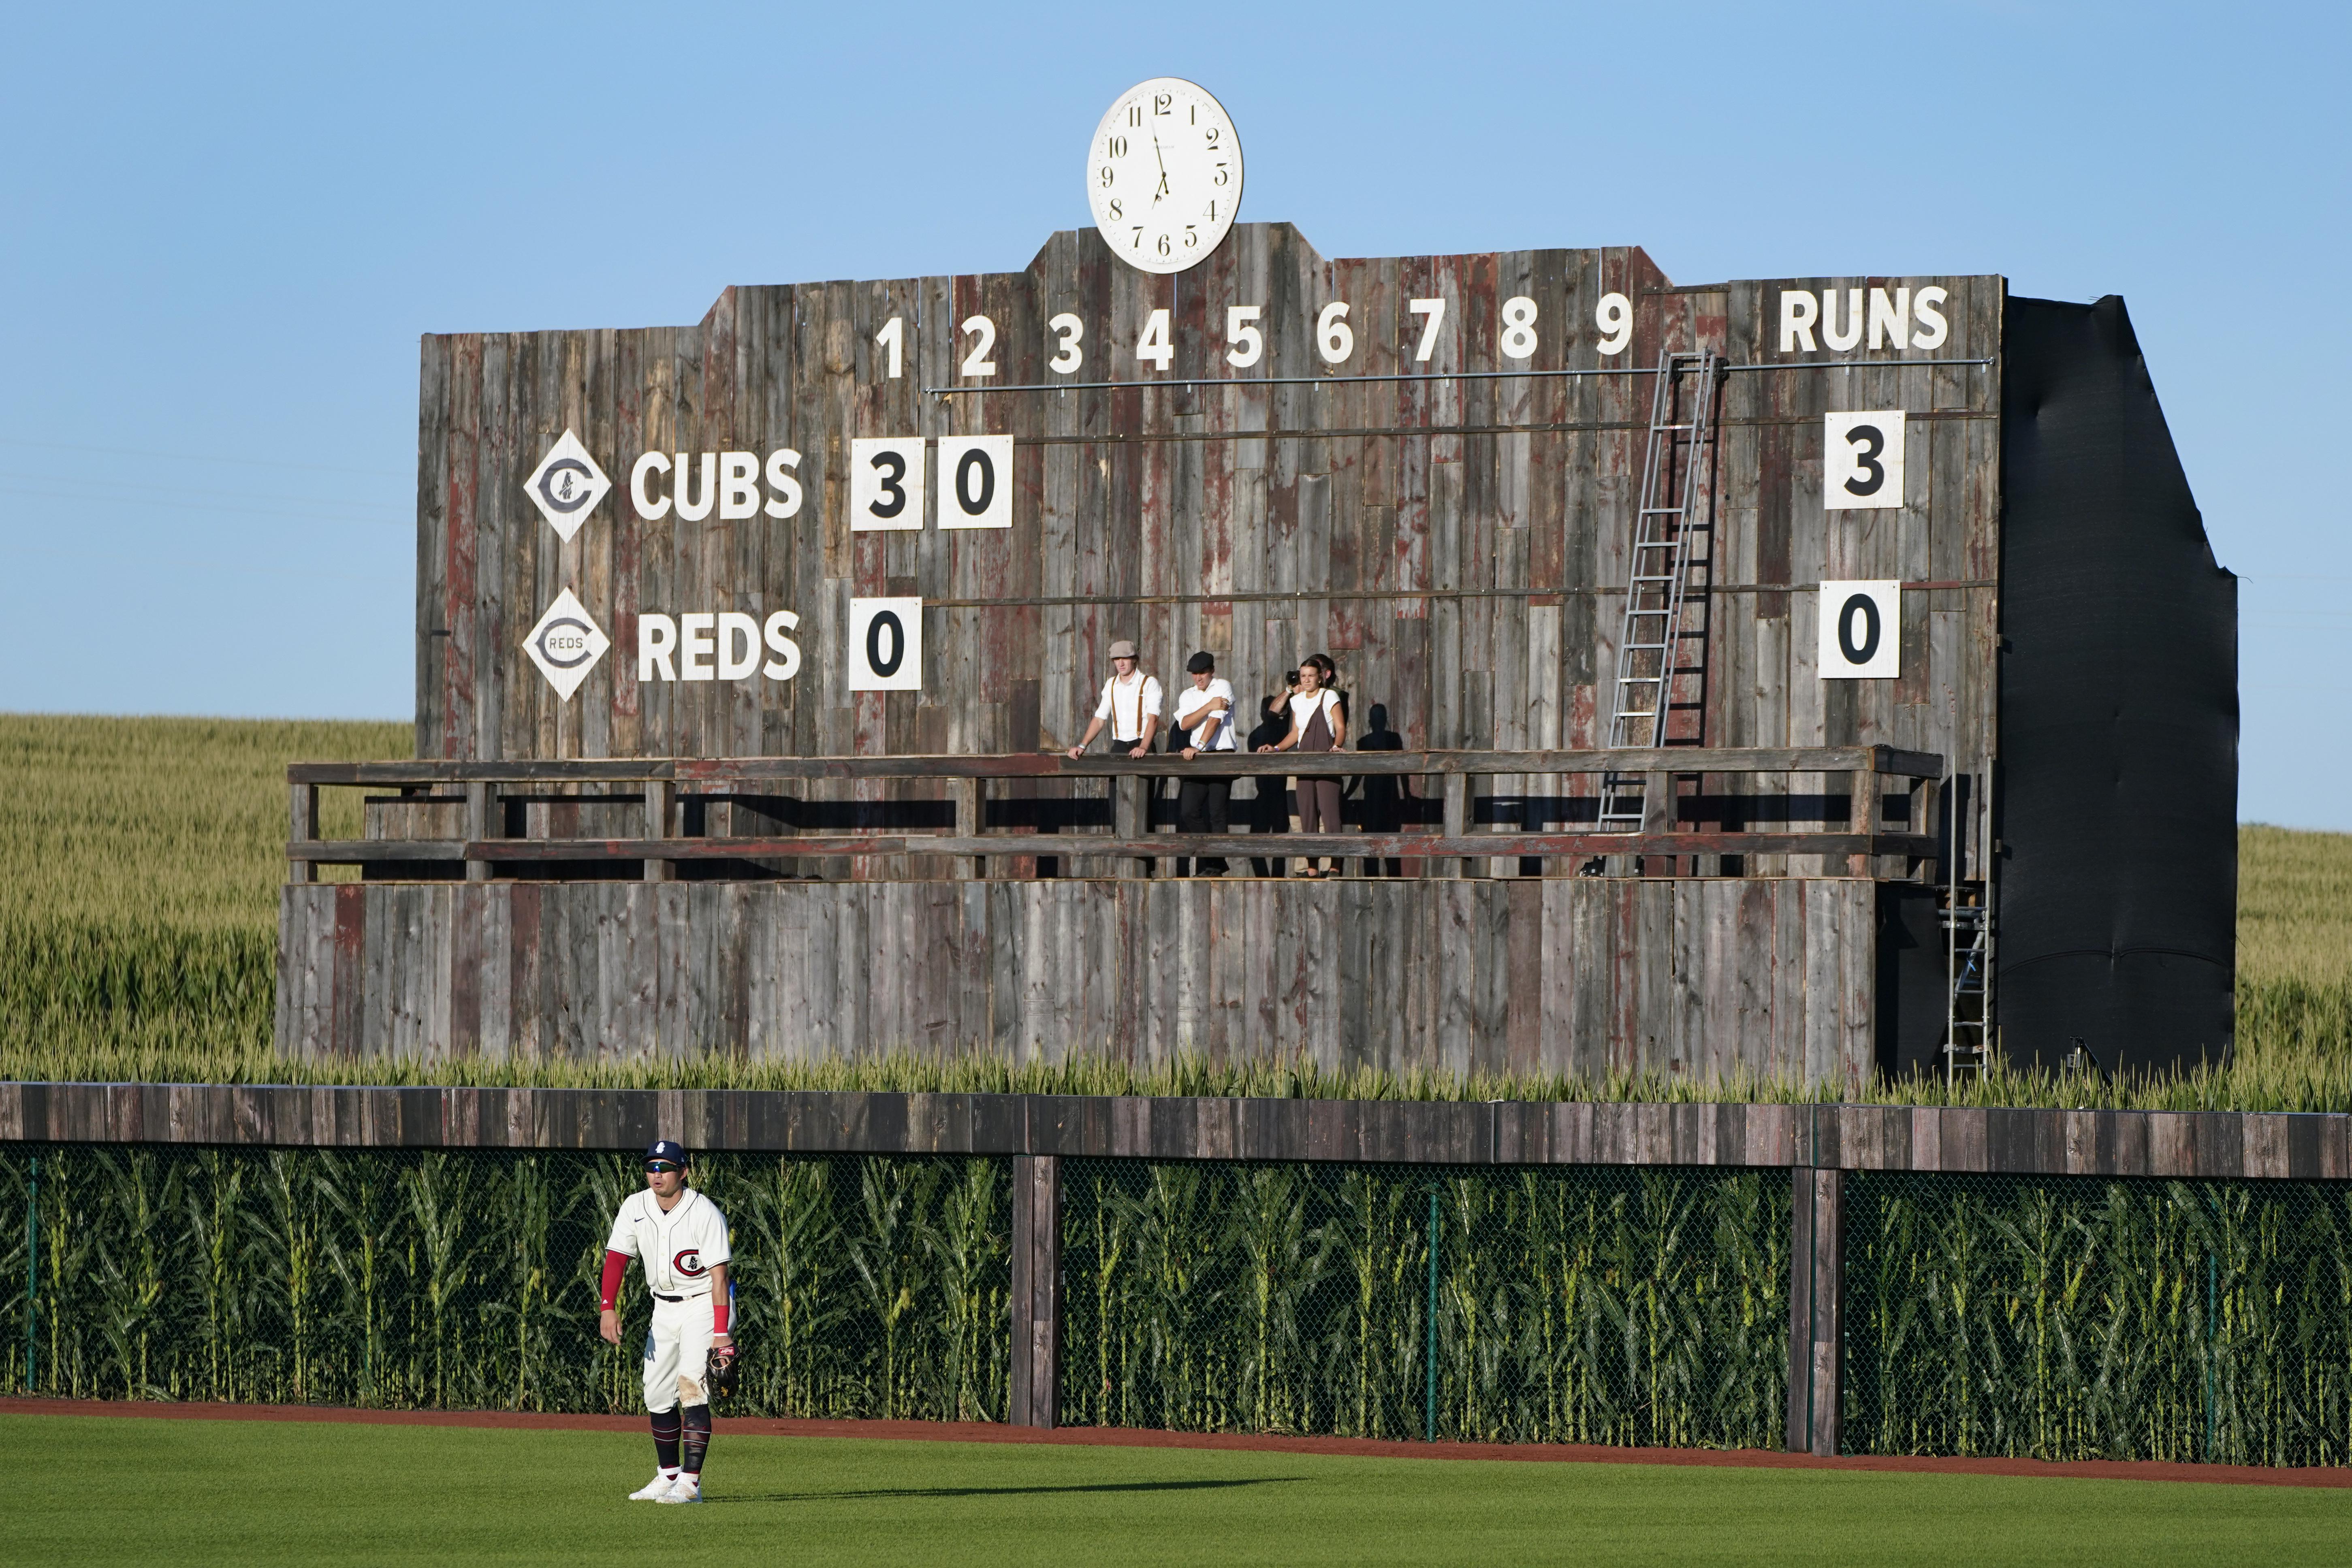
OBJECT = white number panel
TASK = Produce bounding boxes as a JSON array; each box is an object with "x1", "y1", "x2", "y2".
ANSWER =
[
  {"x1": 937, "y1": 435, "x2": 1014, "y2": 530},
  {"x1": 847, "y1": 597, "x2": 924, "y2": 692},
  {"x1": 849, "y1": 438, "x2": 924, "y2": 531},
  {"x1": 1818, "y1": 581, "x2": 1900, "y2": 679},
  {"x1": 1823, "y1": 412, "x2": 1906, "y2": 510}
]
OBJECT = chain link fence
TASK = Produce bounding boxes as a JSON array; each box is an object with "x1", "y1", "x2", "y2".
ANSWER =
[
  {"x1": 1843, "y1": 1171, "x2": 2352, "y2": 1466},
  {"x1": 0, "y1": 1145, "x2": 1008, "y2": 1422},
  {"x1": 1058, "y1": 1158, "x2": 1790, "y2": 1448}
]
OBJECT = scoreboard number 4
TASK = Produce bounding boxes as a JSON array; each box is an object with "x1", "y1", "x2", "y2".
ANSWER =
[
  {"x1": 1817, "y1": 581, "x2": 1900, "y2": 680},
  {"x1": 1823, "y1": 412, "x2": 1906, "y2": 510}
]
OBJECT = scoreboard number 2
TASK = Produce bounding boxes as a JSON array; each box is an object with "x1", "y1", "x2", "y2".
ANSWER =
[
  {"x1": 1823, "y1": 412, "x2": 1906, "y2": 511},
  {"x1": 1817, "y1": 580, "x2": 1900, "y2": 680},
  {"x1": 848, "y1": 597, "x2": 924, "y2": 692}
]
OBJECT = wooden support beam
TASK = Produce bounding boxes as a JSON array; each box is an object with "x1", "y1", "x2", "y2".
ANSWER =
[
  {"x1": 949, "y1": 777, "x2": 982, "y2": 880},
  {"x1": 1112, "y1": 775, "x2": 1147, "y2": 879},
  {"x1": 643, "y1": 781, "x2": 674, "y2": 884},
  {"x1": 1848, "y1": 770, "x2": 1873, "y2": 878},
  {"x1": 1009, "y1": 1154, "x2": 1061, "y2": 1429},
  {"x1": 288, "y1": 784, "x2": 319, "y2": 884},
  {"x1": 463, "y1": 782, "x2": 493, "y2": 884},
  {"x1": 1441, "y1": 772, "x2": 1469, "y2": 878},
  {"x1": 1786, "y1": 1166, "x2": 1845, "y2": 1456}
]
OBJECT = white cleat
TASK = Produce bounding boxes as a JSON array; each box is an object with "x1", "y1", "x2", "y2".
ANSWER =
[
  {"x1": 629, "y1": 1472, "x2": 681, "y2": 1501},
  {"x1": 657, "y1": 1476, "x2": 702, "y2": 1504}
]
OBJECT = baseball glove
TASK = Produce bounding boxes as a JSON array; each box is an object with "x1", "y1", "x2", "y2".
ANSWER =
[{"x1": 708, "y1": 1342, "x2": 742, "y2": 1400}]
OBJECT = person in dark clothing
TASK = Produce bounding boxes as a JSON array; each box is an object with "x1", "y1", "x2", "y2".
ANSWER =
[
  {"x1": 1259, "y1": 653, "x2": 1348, "y2": 878},
  {"x1": 1244, "y1": 672, "x2": 1296, "y2": 877},
  {"x1": 1353, "y1": 703, "x2": 1411, "y2": 877}
]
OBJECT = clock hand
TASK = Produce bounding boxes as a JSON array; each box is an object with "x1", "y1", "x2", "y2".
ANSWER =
[{"x1": 1150, "y1": 133, "x2": 1167, "y2": 205}]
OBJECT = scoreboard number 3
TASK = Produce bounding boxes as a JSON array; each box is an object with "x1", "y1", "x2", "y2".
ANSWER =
[
  {"x1": 848, "y1": 597, "x2": 924, "y2": 692},
  {"x1": 850, "y1": 438, "x2": 924, "y2": 531},
  {"x1": 1817, "y1": 580, "x2": 1900, "y2": 680},
  {"x1": 1823, "y1": 412, "x2": 1906, "y2": 511}
]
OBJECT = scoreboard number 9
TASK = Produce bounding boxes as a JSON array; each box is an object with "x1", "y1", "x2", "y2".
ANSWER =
[
  {"x1": 1817, "y1": 581, "x2": 1900, "y2": 680},
  {"x1": 1823, "y1": 412, "x2": 1906, "y2": 510}
]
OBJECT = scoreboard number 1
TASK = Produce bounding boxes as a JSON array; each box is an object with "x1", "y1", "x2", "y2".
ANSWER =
[
  {"x1": 1823, "y1": 412, "x2": 1906, "y2": 510},
  {"x1": 1817, "y1": 581, "x2": 1900, "y2": 680}
]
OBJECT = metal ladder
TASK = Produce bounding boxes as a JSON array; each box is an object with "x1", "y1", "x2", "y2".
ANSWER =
[
  {"x1": 1942, "y1": 893, "x2": 1991, "y2": 1077},
  {"x1": 1599, "y1": 347, "x2": 1723, "y2": 830}
]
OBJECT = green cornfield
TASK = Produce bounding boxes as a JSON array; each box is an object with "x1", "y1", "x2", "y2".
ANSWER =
[
  {"x1": 2, "y1": 714, "x2": 2350, "y2": 1110},
  {"x1": 1845, "y1": 1172, "x2": 2352, "y2": 1466},
  {"x1": 1061, "y1": 1161, "x2": 1789, "y2": 1449},
  {"x1": 0, "y1": 1145, "x2": 1007, "y2": 1422}
]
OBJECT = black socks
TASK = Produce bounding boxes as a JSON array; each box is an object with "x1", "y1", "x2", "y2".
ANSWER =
[
  {"x1": 651, "y1": 1408, "x2": 681, "y2": 1472},
  {"x1": 681, "y1": 1403, "x2": 712, "y2": 1477}
]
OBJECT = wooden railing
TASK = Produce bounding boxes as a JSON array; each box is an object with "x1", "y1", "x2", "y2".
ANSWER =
[{"x1": 287, "y1": 745, "x2": 1944, "y2": 883}]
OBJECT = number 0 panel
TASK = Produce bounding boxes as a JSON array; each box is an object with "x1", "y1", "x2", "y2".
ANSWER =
[{"x1": 937, "y1": 435, "x2": 1014, "y2": 530}]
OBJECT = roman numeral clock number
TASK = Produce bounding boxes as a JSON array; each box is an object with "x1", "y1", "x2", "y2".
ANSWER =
[{"x1": 1087, "y1": 77, "x2": 1244, "y2": 278}]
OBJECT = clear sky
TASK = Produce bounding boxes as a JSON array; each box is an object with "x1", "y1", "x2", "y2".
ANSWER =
[{"x1": 2, "y1": 2, "x2": 2343, "y2": 826}]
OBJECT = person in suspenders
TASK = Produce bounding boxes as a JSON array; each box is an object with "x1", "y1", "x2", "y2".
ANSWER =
[{"x1": 1067, "y1": 640, "x2": 1162, "y2": 758}]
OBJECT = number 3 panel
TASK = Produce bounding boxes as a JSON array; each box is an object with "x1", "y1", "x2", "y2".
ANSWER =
[
  {"x1": 848, "y1": 597, "x2": 924, "y2": 691},
  {"x1": 936, "y1": 434, "x2": 1014, "y2": 529},
  {"x1": 1823, "y1": 411, "x2": 1906, "y2": 510},
  {"x1": 850, "y1": 437, "x2": 924, "y2": 531}
]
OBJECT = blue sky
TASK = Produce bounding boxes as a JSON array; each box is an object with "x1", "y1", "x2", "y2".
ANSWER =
[{"x1": 2, "y1": 2, "x2": 2344, "y2": 826}]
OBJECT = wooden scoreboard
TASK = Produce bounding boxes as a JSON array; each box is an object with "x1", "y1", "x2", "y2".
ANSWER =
[{"x1": 280, "y1": 83, "x2": 2235, "y2": 1084}]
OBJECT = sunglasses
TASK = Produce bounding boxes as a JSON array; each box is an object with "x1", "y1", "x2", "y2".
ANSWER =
[{"x1": 645, "y1": 1161, "x2": 683, "y2": 1174}]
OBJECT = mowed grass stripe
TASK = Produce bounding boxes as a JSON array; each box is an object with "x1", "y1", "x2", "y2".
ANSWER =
[{"x1": 11, "y1": 1414, "x2": 2352, "y2": 1567}]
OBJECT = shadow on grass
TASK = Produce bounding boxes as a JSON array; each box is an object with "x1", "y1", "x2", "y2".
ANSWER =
[{"x1": 711, "y1": 1477, "x2": 1308, "y2": 1505}]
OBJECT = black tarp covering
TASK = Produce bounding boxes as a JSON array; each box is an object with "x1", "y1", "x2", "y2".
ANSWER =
[{"x1": 1996, "y1": 295, "x2": 2237, "y2": 1070}]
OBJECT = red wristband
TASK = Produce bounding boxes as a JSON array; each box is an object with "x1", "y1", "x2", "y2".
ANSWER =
[
  {"x1": 712, "y1": 1297, "x2": 730, "y2": 1335},
  {"x1": 598, "y1": 1250, "x2": 627, "y2": 1312}
]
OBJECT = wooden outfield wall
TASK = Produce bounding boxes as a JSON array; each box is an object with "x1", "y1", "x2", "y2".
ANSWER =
[
  {"x1": 275, "y1": 875, "x2": 1886, "y2": 1086},
  {"x1": 8, "y1": 1082, "x2": 2340, "y2": 1454}
]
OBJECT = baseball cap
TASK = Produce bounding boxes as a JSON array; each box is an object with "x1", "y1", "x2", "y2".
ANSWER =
[
  {"x1": 1186, "y1": 651, "x2": 1215, "y2": 673},
  {"x1": 645, "y1": 1139, "x2": 689, "y2": 1167},
  {"x1": 1108, "y1": 639, "x2": 1138, "y2": 660}
]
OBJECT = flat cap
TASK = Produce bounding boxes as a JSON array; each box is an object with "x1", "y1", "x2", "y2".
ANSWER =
[{"x1": 1108, "y1": 639, "x2": 1138, "y2": 660}]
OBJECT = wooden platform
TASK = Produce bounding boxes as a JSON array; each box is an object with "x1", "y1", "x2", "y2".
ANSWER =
[{"x1": 276, "y1": 875, "x2": 1884, "y2": 1086}]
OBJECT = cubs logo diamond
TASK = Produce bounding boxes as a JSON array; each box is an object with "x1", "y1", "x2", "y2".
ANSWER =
[
  {"x1": 523, "y1": 429, "x2": 611, "y2": 541},
  {"x1": 523, "y1": 588, "x2": 609, "y2": 700}
]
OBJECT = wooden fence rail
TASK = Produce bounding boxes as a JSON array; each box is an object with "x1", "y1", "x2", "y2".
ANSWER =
[{"x1": 288, "y1": 745, "x2": 1945, "y2": 883}]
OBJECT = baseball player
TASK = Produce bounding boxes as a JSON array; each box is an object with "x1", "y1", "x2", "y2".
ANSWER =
[{"x1": 598, "y1": 1139, "x2": 734, "y2": 1504}]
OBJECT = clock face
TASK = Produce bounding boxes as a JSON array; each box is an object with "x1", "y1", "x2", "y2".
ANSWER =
[{"x1": 1086, "y1": 78, "x2": 1242, "y2": 275}]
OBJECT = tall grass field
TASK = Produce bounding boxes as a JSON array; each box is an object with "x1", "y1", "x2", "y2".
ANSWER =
[{"x1": 2, "y1": 713, "x2": 2348, "y2": 1109}]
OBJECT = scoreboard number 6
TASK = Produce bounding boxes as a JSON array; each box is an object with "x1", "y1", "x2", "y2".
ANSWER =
[
  {"x1": 1817, "y1": 580, "x2": 1900, "y2": 679},
  {"x1": 937, "y1": 435, "x2": 1014, "y2": 530},
  {"x1": 1823, "y1": 412, "x2": 1906, "y2": 511},
  {"x1": 848, "y1": 597, "x2": 924, "y2": 691}
]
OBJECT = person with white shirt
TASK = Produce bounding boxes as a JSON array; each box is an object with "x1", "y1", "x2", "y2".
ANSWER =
[
  {"x1": 1067, "y1": 639, "x2": 1161, "y2": 758},
  {"x1": 1172, "y1": 650, "x2": 1235, "y2": 877},
  {"x1": 1257, "y1": 652, "x2": 1349, "y2": 877},
  {"x1": 598, "y1": 1139, "x2": 732, "y2": 1504}
]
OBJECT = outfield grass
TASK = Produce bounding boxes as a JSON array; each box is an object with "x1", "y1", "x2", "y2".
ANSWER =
[
  {"x1": 4, "y1": 1416, "x2": 2344, "y2": 1567},
  {"x1": 3, "y1": 713, "x2": 2349, "y2": 1109}
]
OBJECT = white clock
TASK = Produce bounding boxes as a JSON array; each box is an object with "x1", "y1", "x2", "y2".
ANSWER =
[{"x1": 1086, "y1": 78, "x2": 1242, "y2": 274}]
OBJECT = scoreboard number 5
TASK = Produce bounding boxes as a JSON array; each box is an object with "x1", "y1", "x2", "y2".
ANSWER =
[
  {"x1": 848, "y1": 597, "x2": 924, "y2": 691},
  {"x1": 1817, "y1": 580, "x2": 1900, "y2": 679},
  {"x1": 1823, "y1": 412, "x2": 1906, "y2": 510}
]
